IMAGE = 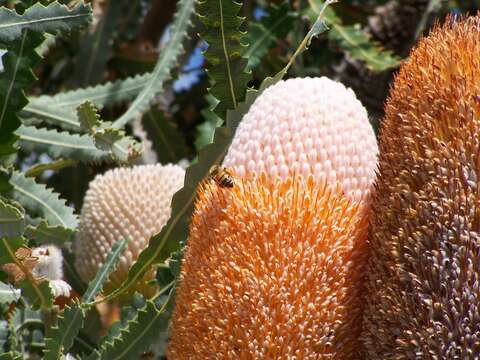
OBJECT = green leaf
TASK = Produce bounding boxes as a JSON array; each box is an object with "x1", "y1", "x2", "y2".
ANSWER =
[
  {"x1": 0, "y1": 197, "x2": 25, "y2": 238},
  {"x1": 111, "y1": 0, "x2": 197, "y2": 128},
  {"x1": 195, "y1": 108, "x2": 222, "y2": 151},
  {"x1": 28, "y1": 72, "x2": 151, "y2": 110},
  {"x1": 306, "y1": 0, "x2": 400, "y2": 71},
  {"x1": 0, "y1": 352, "x2": 22, "y2": 360},
  {"x1": 73, "y1": 0, "x2": 125, "y2": 86},
  {"x1": 18, "y1": 279, "x2": 53, "y2": 310},
  {"x1": 77, "y1": 102, "x2": 143, "y2": 163},
  {"x1": 0, "y1": 237, "x2": 24, "y2": 265},
  {"x1": 82, "y1": 238, "x2": 129, "y2": 303},
  {"x1": 0, "y1": 1, "x2": 92, "y2": 44},
  {"x1": 0, "y1": 281, "x2": 21, "y2": 304},
  {"x1": 244, "y1": 2, "x2": 295, "y2": 70},
  {"x1": 24, "y1": 159, "x2": 78, "y2": 178},
  {"x1": 44, "y1": 239, "x2": 129, "y2": 360},
  {"x1": 17, "y1": 125, "x2": 111, "y2": 163},
  {"x1": 198, "y1": 0, "x2": 251, "y2": 118},
  {"x1": 328, "y1": 23, "x2": 400, "y2": 71},
  {"x1": 20, "y1": 102, "x2": 82, "y2": 132},
  {"x1": 141, "y1": 109, "x2": 189, "y2": 164},
  {"x1": 6, "y1": 171, "x2": 77, "y2": 229},
  {"x1": 0, "y1": 32, "x2": 42, "y2": 157},
  {"x1": 96, "y1": 294, "x2": 173, "y2": 360},
  {"x1": 24, "y1": 221, "x2": 74, "y2": 247}
]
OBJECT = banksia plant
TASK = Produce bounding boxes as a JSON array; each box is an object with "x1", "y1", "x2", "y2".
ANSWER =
[
  {"x1": 169, "y1": 77, "x2": 379, "y2": 358},
  {"x1": 73, "y1": 164, "x2": 185, "y2": 296},
  {"x1": 363, "y1": 16, "x2": 480, "y2": 358},
  {"x1": 223, "y1": 77, "x2": 378, "y2": 203}
]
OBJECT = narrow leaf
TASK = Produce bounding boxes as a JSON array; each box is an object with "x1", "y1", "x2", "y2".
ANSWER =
[
  {"x1": 73, "y1": 0, "x2": 125, "y2": 85},
  {"x1": 112, "y1": 0, "x2": 197, "y2": 128},
  {"x1": 0, "y1": 32, "x2": 42, "y2": 157},
  {"x1": 97, "y1": 294, "x2": 173, "y2": 360},
  {"x1": 17, "y1": 125, "x2": 111, "y2": 163},
  {"x1": 244, "y1": 2, "x2": 295, "y2": 70},
  {"x1": 307, "y1": 0, "x2": 400, "y2": 71},
  {"x1": 0, "y1": 198, "x2": 25, "y2": 238},
  {"x1": 198, "y1": 0, "x2": 251, "y2": 118},
  {"x1": 24, "y1": 159, "x2": 78, "y2": 178},
  {"x1": 43, "y1": 239, "x2": 129, "y2": 360},
  {"x1": 28, "y1": 72, "x2": 151, "y2": 110},
  {"x1": 141, "y1": 109, "x2": 188, "y2": 164},
  {"x1": 6, "y1": 171, "x2": 77, "y2": 229},
  {"x1": 0, "y1": 1, "x2": 92, "y2": 44}
]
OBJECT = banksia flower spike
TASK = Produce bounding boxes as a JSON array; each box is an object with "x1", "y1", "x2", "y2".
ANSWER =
[
  {"x1": 169, "y1": 77, "x2": 379, "y2": 358},
  {"x1": 73, "y1": 164, "x2": 185, "y2": 295},
  {"x1": 223, "y1": 77, "x2": 378, "y2": 203},
  {"x1": 363, "y1": 16, "x2": 480, "y2": 358}
]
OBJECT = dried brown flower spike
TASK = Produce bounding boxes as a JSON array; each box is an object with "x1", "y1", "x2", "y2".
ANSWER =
[
  {"x1": 363, "y1": 16, "x2": 480, "y2": 358},
  {"x1": 168, "y1": 174, "x2": 369, "y2": 359}
]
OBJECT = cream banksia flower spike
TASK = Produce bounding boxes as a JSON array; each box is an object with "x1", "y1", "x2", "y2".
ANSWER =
[
  {"x1": 363, "y1": 16, "x2": 480, "y2": 358},
  {"x1": 73, "y1": 164, "x2": 185, "y2": 296},
  {"x1": 169, "y1": 77, "x2": 379, "y2": 359}
]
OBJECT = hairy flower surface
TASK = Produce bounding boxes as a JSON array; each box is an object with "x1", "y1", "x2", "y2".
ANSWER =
[
  {"x1": 168, "y1": 174, "x2": 369, "y2": 359},
  {"x1": 223, "y1": 77, "x2": 378, "y2": 203},
  {"x1": 73, "y1": 164, "x2": 185, "y2": 294},
  {"x1": 363, "y1": 16, "x2": 480, "y2": 358}
]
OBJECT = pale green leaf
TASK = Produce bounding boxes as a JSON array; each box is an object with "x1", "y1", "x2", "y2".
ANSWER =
[
  {"x1": 24, "y1": 221, "x2": 74, "y2": 247},
  {"x1": 7, "y1": 171, "x2": 77, "y2": 229},
  {"x1": 112, "y1": 0, "x2": 197, "y2": 128},
  {"x1": 0, "y1": 281, "x2": 21, "y2": 304}
]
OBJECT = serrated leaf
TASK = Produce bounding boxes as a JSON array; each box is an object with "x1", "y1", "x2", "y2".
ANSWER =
[
  {"x1": 111, "y1": 0, "x2": 197, "y2": 128},
  {"x1": 0, "y1": 1, "x2": 92, "y2": 44},
  {"x1": 0, "y1": 32, "x2": 42, "y2": 157},
  {"x1": 77, "y1": 101, "x2": 101, "y2": 130},
  {"x1": 142, "y1": 109, "x2": 189, "y2": 164},
  {"x1": 198, "y1": 0, "x2": 251, "y2": 118},
  {"x1": 97, "y1": 296, "x2": 172, "y2": 360},
  {"x1": 6, "y1": 171, "x2": 77, "y2": 229},
  {"x1": 43, "y1": 239, "x2": 128, "y2": 360},
  {"x1": 28, "y1": 72, "x2": 151, "y2": 111},
  {"x1": 307, "y1": 0, "x2": 400, "y2": 71},
  {"x1": 76, "y1": 102, "x2": 143, "y2": 163},
  {"x1": 0, "y1": 281, "x2": 21, "y2": 304},
  {"x1": 24, "y1": 221, "x2": 74, "y2": 247},
  {"x1": 0, "y1": 197, "x2": 25, "y2": 238},
  {"x1": 18, "y1": 279, "x2": 53, "y2": 310},
  {"x1": 73, "y1": 0, "x2": 126, "y2": 86},
  {"x1": 17, "y1": 125, "x2": 111, "y2": 163},
  {"x1": 20, "y1": 102, "x2": 82, "y2": 132},
  {"x1": 244, "y1": 2, "x2": 295, "y2": 70}
]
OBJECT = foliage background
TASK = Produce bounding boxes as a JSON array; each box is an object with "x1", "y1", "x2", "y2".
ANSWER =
[{"x1": 0, "y1": 0, "x2": 478, "y2": 359}]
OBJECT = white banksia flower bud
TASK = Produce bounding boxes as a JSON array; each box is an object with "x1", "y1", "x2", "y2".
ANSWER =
[
  {"x1": 73, "y1": 164, "x2": 185, "y2": 295},
  {"x1": 32, "y1": 245, "x2": 71, "y2": 298},
  {"x1": 223, "y1": 77, "x2": 378, "y2": 202}
]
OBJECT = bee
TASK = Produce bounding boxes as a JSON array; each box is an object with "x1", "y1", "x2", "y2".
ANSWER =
[{"x1": 209, "y1": 165, "x2": 235, "y2": 188}]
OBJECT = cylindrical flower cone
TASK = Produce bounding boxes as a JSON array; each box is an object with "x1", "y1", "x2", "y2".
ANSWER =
[
  {"x1": 169, "y1": 77, "x2": 378, "y2": 358},
  {"x1": 363, "y1": 16, "x2": 480, "y2": 358},
  {"x1": 73, "y1": 164, "x2": 185, "y2": 296},
  {"x1": 168, "y1": 174, "x2": 369, "y2": 359}
]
